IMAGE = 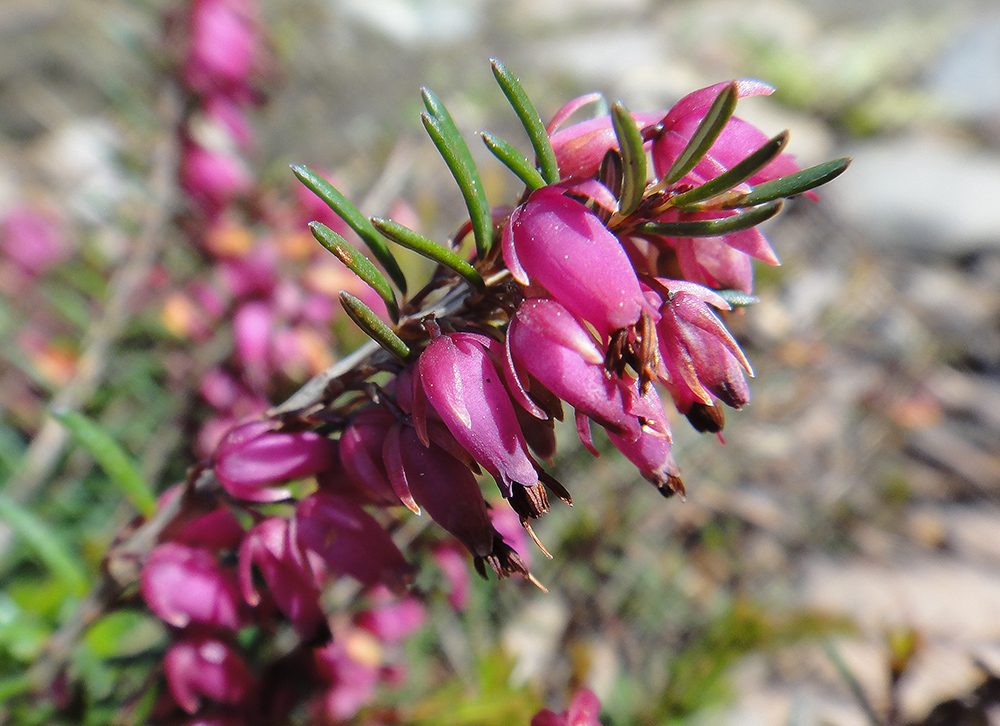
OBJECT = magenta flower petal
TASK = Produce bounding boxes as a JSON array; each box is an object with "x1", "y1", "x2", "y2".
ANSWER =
[
  {"x1": 164, "y1": 635, "x2": 256, "y2": 714},
  {"x1": 141, "y1": 542, "x2": 244, "y2": 630},
  {"x1": 503, "y1": 186, "x2": 646, "y2": 339},
  {"x1": 417, "y1": 332, "x2": 538, "y2": 497},
  {"x1": 294, "y1": 492, "x2": 414, "y2": 591},
  {"x1": 213, "y1": 420, "x2": 336, "y2": 502},
  {"x1": 507, "y1": 299, "x2": 641, "y2": 439},
  {"x1": 238, "y1": 517, "x2": 325, "y2": 637}
]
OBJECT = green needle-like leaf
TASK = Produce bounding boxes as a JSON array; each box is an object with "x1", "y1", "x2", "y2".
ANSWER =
[
  {"x1": 490, "y1": 58, "x2": 560, "y2": 185},
  {"x1": 339, "y1": 292, "x2": 411, "y2": 361},
  {"x1": 291, "y1": 165, "x2": 408, "y2": 294},
  {"x1": 0, "y1": 493, "x2": 88, "y2": 595},
  {"x1": 638, "y1": 200, "x2": 783, "y2": 238},
  {"x1": 715, "y1": 289, "x2": 761, "y2": 308},
  {"x1": 310, "y1": 222, "x2": 399, "y2": 322},
  {"x1": 663, "y1": 81, "x2": 739, "y2": 185},
  {"x1": 53, "y1": 409, "x2": 156, "y2": 517},
  {"x1": 481, "y1": 132, "x2": 546, "y2": 191},
  {"x1": 370, "y1": 217, "x2": 486, "y2": 293},
  {"x1": 421, "y1": 89, "x2": 493, "y2": 259},
  {"x1": 611, "y1": 101, "x2": 647, "y2": 216},
  {"x1": 671, "y1": 131, "x2": 789, "y2": 210},
  {"x1": 723, "y1": 157, "x2": 852, "y2": 208}
]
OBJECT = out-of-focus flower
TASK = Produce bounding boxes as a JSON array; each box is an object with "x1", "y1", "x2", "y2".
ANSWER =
[
  {"x1": 212, "y1": 419, "x2": 336, "y2": 502},
  {"x1": 354, "y1": 587, "x2": 425, "y2": 644},
  {"x1": 532, "y1": 688, "x2": 604, "y2": 726},
  {"x1": 311, "y1": 635, "x2": 381, "y2": 722},
  {"x1": 180, "y1": 143, "x2": 252, "y2": 219},
  {"x1": 164, "y1": 635, "x2": 256, "y2": 714},
  {"x1": 0, "y1": 205, "x2": 68, "y2": 277},
  {"x1": 294, "y1": 492, "x2": 414, "y2": 591},
  {"x1": 238, "y1": 517, "x2": 325, "y2": 637},
  {"x1": 183, "y1": 0, "x2": 260, "y2": 101},
  {"x1": 141, "y1": 542, "x2": 244, "y2": 630}
]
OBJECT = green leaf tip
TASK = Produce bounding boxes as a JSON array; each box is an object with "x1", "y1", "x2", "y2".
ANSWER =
[
  {"x1": 370, "y1": 217, "x2": 486, "y2": 293},
  {"x1": 725, "y1": 157, "x2": 852, "y2": 208},
  {"x1": 52, "y1": 409, "x2": 156, "y2": 518},
  {"x1": 611, "y1": 101, "x2": 647, "y2": 217},
  {"x1": 339, "y1": 292, "x2": 411, "y2": 361},
  {"x1": 481, "y1": 132, "x2": 546, "y2": 191},
  {"x1": 715, "y1": 289, "x2": 761, "y2": 308},
  {"x1": 290, "y1": 164, "x2": 408, "y2": 294},
  {"x1": 490, "y1": 58, "x2": 560, "y2": 185},
  {"x1": 663, "y1": 81, "x2": 739, "y2": 185},
  {"x1": 671, "y1": 130, "x2": 790, "y2": 210},
  {"x1": 639, "y1": 200, "x2": 784, "y2": 238},
  {"x1": 418, "y1": 94, "x2": 493, "y2": 260},
  {"x1": 310, "y1": 222, "x2": 400, "y2": 323}
]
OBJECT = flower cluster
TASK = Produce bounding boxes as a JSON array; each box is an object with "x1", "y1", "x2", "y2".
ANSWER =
[{"x1": 135, "y1": 56, "x2": 847, "y2": 723}]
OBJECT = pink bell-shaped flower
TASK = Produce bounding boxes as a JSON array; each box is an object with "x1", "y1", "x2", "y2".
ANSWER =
[
  {"x1": 531, "y1": 688, "x2": 605, "y2": 726},
  {"x1": 415, "y1": 331, "x2": 539, "y2": 498},
  {"x1": 547, "y1": 92, "x2": 662, "y2": 181},
  {"x1": 505, "y1": 298, "x2": 642, "y2": 440},
  {"x1": 213, "y1": 419, "x2": 336, "y2": 502},
  {"x1": 605, "y1": 384, "x2": 683, "y2": 497},
  {"x1": 141, "y1": 542, "x2": 244, "y2": 631},
  {"x1": 293, "y1": 492, "x2": 414, "y2": 591},
  {"x1": 654, "y1": 280, "x2": 753, "y2": 414},
  {"x1": 336, "y1": 406, "x2": 404, "y2": 506},
  {"x1": 164, "y1": 635, "x2": 256, "y2": 714},
  {"x1": 238, "y1": 517, "x2": 325, "y2": 637},
  {"x1": 384, "y1": 422, "x2": 497, "y2": 559},
  {"x1": 503, "y1": 186, "x2": 647, "y2": 341},
  {"x1": 183, "y1": 0, "x2": 260, "y2": 101}
]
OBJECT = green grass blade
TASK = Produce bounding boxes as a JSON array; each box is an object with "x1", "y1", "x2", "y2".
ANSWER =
[
  {"x1": 291, "y1": 165, "x2": 408, "y2": 294},
  {"x1": 339, "y1": 292, "x2": 411, "y2": 361},
  {"x1": 310, "y1": 222, "x2": 400, "y2": 322},
  {"x1": 723, "y1": 157, "x2": 852, "y2": 208},
  {"x1": 0, "y1": 493, "x2": 88, "y2": 595},
  {"x1": 370, "y1": 217, "x2": 486, "y2": 293},
  {"x1": 490, "y1": 58, "x2": 560, "y2": 185},
  {"x1": 480, "y1": 132, "x2": 546, "y2": 191},
  {"x1": 671, "y1": 131, "x2": 789, "y2": 209},
  {"x1": 421, "y1": 89, "x2": 493, "y2": 259},
  {"x1": 663, "y1": 81, "x2": 739, "y2": 185},
  {"x1": 638, "y1": 201, "x2": 783, "y2": 238},
  {"x1": 611, "y1": 101, "x2": 647, "y2": 216},
  {"x1": 52, "y1": 409, "x2": 156, "y2": 517}
]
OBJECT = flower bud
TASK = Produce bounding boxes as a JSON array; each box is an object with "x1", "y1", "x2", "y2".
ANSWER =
[
  {"x1": 293, "y1": 492, "x2": 414, "y2": 591},
  {"x1": 503, "y1": 186, "x2": 646, "y2": 340},
  {"x1": 213, "y1": 420, "x2": 336, "y2": 502},
  {"x1": 141, "y1": 542, "x2": 244, "y2": 630},
  {"x1": 164, "y1": 635, "x2": 256, "y2": 713}
]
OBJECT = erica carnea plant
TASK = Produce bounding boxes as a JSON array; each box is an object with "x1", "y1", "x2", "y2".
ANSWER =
[{"x1": 23, "y1": 5, "x2": 848, "y2": 718}]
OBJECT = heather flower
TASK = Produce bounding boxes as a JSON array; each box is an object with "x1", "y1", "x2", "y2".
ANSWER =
[
  {"x1": 653, "y1": 279, "x2": 753, "y2": 421},
  {"x1": 336, "y1": 405, "x2": 404, "y2": 506},
  {"x1": 141, "y1": 542, "x2": 244, "y2": 631},
  {"x1": 605, "y1": 384, "x2": 683, "y2": 497},
  {"x1": 238, "y1": 517, "x2": 325, "y2": 637},
  {"x1": 547, "y1": 93, "x2": 662, "y2": 181},
  {"x1": 506, "y1": 298, "x2": 642, "y2": 440},
  {"x1": 0, "y1": 205, "x2": 67, "y2": 277},
  {"x1": 311, "y1": 636, "x2": 381, "y2": 722},
  {"x1": 650, "y1": 80, "x2": 802, "y2": 190},
  {"x1": 293, "y1": 492, "x2": 414, "y2": 591},
  {"x1": 354, "y1": 587, "x2": 426, "y2": 644},
  {"x1": 164, "y1": 635, "x2": 256, "y2": 713},
  {"x1": 183, "y1": 0, "x2": 260, "y2": 101},
  {"x1": 157, "y1": 485, "x2": 245, "y2": 551},
  {"x1": 179, "y1": 142, "x2": 252, "y2": 219},
  {"x1": 532, "y1": 688, "x2": 604, "y2": 726},
  {"x1": 415, "y1": 331, "x2": 540, "y2": 498},
  {"x1": 502, "y1": 186, "x2": 647, "y2": 341},
  {"x1": 213, "y1": 419, "x2": 336, "y2": 502}
]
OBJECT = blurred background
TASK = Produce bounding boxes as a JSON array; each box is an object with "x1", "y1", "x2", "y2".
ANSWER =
[{"x1": 1, "y1": 0, "x2": 999, "y2": 724}]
